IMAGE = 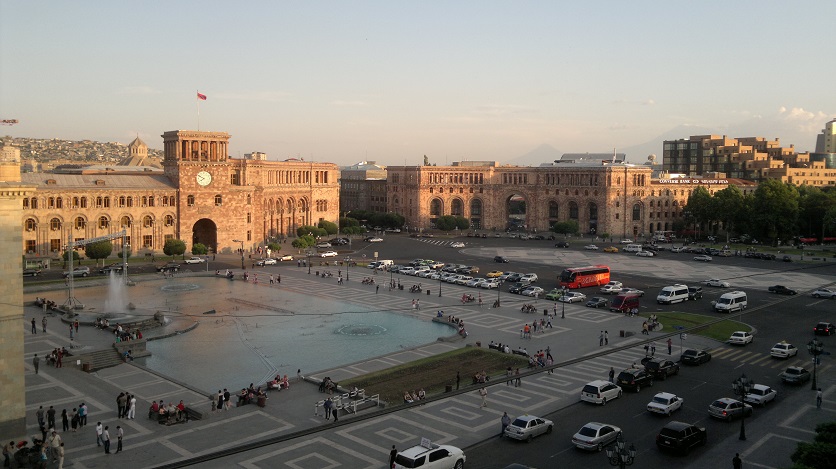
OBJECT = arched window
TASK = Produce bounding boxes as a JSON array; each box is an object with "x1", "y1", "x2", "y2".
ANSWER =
[
  {"x1": 187, "y1": 195, "x2": 195, "y2": 206},
  {"x1": 119, "y1": 196, "x2": 126, "y2": 207},
  {"x1": 99, "y1": 216, "x2": 109, "y2": 229},
  {"x1": 164, "y1": 215, "x2": 174, "y2": 226},
  {"x1": 214, "y1": 195, "x2": 223, "y2": 206},
  {"x1": 96, "y1": 196, "x2": 103, "y2": 208},
  {"x1": 23, "y1": 198, "x2": 29, "y2": 209},
  {"x1": 56, "y1": 197, "x2": 63, "y2": 209},
  {"x1": 470, "y1": 199, "x2": 482, "y2": 216},
  {"x1": 143, "y1": 215, "x2": 154, "y2": 228},
  {"x1": 31, "y1": 198, "x2": 38, "y2": 209},
  {"x1": 126, "y1": 196, "x2": 133, "y2": 207},
  {"x1": 50, "y1": 218, "x2": 61, "y2": 231},
  {"x1": 120, "y1": 216, "x2": 132, "y2": 228},
  {"x1": 548, "y1": 201, "x2": 558, "y2": 218},
  {"x1": 430, "y1": 199, "x2": 442, "y2": 216},
  {"x1": 80, "y1": 197, "x2": 88, "y2": 208},
  {"x1": 141, "y1": 196, "x2": 148, "y2": 207},
  {"x1": 569, "y1": 202, "x2": 579, "y2": 220},
  {"x1": 75, "y1": 216, "x2": 86, "y2": 230},
  {"x1": 103, "y1": 197, "x2": 110, "y2": 208},
  {"x1": 25, "y1": 218, "x2": 36, "y2": 231},
  {"x1": 451, "y1": 199, "x2": 463, "y2": 216},
  {"x1": 632, "y1": 204, "x2": 642, "y2": 221},
  {"x1": 247, "y1": 194, "x2": 252, "y2": 205}
]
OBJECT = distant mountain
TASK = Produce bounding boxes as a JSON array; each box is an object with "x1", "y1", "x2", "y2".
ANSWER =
[{"x1": 507, "y1": 144, "x2": 563, "y2": 166}]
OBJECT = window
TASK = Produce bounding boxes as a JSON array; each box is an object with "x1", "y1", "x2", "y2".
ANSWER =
[
  {"x1": 121, "y1": 216, "x2": 132, "y2": 228},
  {"x1": 141, "y1": 196, "x2": 148, "y2": 207},
  {"x1": 118, "y1": 196, "x2": 126, "y2": 207},
  {"x1": 56, "y1": 197, "x2": 63, "y2": 209},
  {"x1": 75, "y1": 217, "x2": 86, "y2": 230},
  {"x1": 26, "y1": 240, "x2": 36, "y2": 253},
  {"x1": 247, "y1": 213, "x2": 251, "y2": 223},
  {"x1": 80, "y1": 197, "x2": 88, "y2": 208},
  {"x1": 165, "y1": 215, "x2": 174, "y2": 226},
  {"x1": 96, "y1": 196, "x2": 103, "y2": 208},
  {"x1": 246, "y1": 230, "x2": 251, "y2": 241},
  {"x1": 99, "y1": 216, "x2": 110, "y2": 229},
  {"x1": 187, "y1": 195, "x2": 195, "y2": 206},
  {"x1": 103, "y1": 197, "x2": 110, "y2": 208},
  {"x1": 214, "y1": 194, "x2": 223, "y2": 206},
  {"x1": 143, "y1": 235, "x2": 153, "y2": 248},
  {"x1": 25, "y1": 218, "x2": 37, "y2": 231},
  {"x1": 23, "y1": 198, "x2": 29, "y2": 209},
  {"x1": 247, "y1": 194, "x2": 251, "y2": 205},
  {"x1": 632, "y1": 204, "x2": 642, "y2": 221},
  {"x1": 50, "y1": 218, "x2": 61, "y2": 231},
  {"x1": 470, "y1": 199, "x2": 482, "y2": 216},
  {"x1": 569, "y1": 202, "x2": 579, "y2": 220},
  {"x1": 143, "y1": 215, "x2": 154, "y2": 228},
  {"x1": 127, "y1": 196, "x2": 133, "y2": 207},
  {"x1": 430, "y1": 199, "x2": 442, "y2": 216},
  {"x1": 50, "y1": 239, "x2": 61, "y2": 252},
  {"x1": 549, "y1": 201, "x2": 558, "y2": 218},
  {"x1": 31, "y1": 197, "x2": 38, "y2": 209}
]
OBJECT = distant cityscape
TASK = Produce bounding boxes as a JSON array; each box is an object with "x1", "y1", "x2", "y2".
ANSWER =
[{"x1": 0, "y1": 136, "x2": 164, "y2": 171}]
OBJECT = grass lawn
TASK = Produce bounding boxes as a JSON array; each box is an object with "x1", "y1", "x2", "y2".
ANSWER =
[
  {"x1": 655, "y1": 312, "x2": 751, "y2": 342},
  {"x1": 341, "y1": 347, "x2": 529, "y2": 405}
]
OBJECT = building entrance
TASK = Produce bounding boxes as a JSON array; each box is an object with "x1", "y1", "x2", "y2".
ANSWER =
[
  {"x1": 506, "y1": 194, "x2": 526, "y2": 231},
  {"x1": 192, "y1": 218, "x2": 218, "y2": 252}
]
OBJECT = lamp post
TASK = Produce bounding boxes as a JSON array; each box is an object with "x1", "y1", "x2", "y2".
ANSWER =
[
  {"x1": 605, "y1": 433, "x2": 637, "y2": 469},
  {"x1": 561, "y1": 286, "x2": 567, "y2": 318},
  {"x1": 307, "y1": 250, "x2": 312, "y2": 275},
  {"x1": 232, "y1": 239, "x2": 245, "y2": 269},
  {"x1": 732, "y1": 373, "x2": 752, "y2": 440},
  {"x1": 345, "y1": 256, "x2": 351, "y2": 281},
  {"x1": 807, "y1": 338, "x2": 824, "y2": 390},
  {"x1": 438, "y1": 271, "x2": 443, "y2": 297},
  {"x1": 495, "y1": 279, "x2": 502, "y2": 307}
]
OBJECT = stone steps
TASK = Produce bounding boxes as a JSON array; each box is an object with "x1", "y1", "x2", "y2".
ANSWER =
[{"x1": 79, "y1": 348, "x2": 124, "y2": 371}]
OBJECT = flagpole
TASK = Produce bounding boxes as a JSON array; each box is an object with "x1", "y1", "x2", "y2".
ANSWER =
[{"x1": 196, "y1": 90, "x2": 201, "y2": 131}]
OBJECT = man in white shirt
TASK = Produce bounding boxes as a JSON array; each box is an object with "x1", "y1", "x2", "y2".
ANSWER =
[
  {"x1": 127, "y1": 395, "x2": 136, "y2": 419},
  {"x1": 95, "y1": 422, "x2": 103, "y2": 446}
]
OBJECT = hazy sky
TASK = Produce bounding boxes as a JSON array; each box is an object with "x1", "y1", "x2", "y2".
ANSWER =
[{"x1": 1, "y1": 1, "x2": 833, "y2": 165}]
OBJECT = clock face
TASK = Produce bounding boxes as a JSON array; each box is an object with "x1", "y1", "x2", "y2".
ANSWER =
[{"x1": 196, "y1": 171, "x2": 212, "y2": 186}]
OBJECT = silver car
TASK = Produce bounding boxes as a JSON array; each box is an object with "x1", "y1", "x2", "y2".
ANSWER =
[
  {"x1": 504, "y1": 415, "x2": 554, "y2": 442},
  {"x1": 571, "y1": 422, "x2": 622, "y2": 451}
]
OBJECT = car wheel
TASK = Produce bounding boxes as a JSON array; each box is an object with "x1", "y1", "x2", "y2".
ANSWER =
[
  {"x1": 617, "y1": 390, "x2": 622, "y2": 398},
  {"x1": 546, "y1": 425, "x2": 553, "y2": 434},
  {"x1": 82, "y1": 273, "x2": 88, "y2": 277},
  {"x1": 661, "y1": 373, "x2": 667, "y2": 381},
  {"x1": 454, "y1": 460, "x2": 464, "y2": 469},
  {"x1": 814, "y1": 294, "x2": 821, "y2": 298},
  {"x1": 601, "y1": 398, "x2": 607, "y2": 406},
  {"x1": 597, "y1": 442, "x2": 604, "y2": 452}
]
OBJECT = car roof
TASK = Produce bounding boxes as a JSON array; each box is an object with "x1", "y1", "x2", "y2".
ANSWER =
[
  {"x1": 653, "y1": 392, "x2": 677, "y2": 399},
  {"x1": 586, "y1": 380, "x2": 611, "y2": 386},
  {"x1": 511, "y1": 414, "x2": 542, "y2": 423},
  {"x1": 714, "y1": 397, "x2": 737, "y2": 404},
  {"x1": 398, "y1": 444, "x2": 458, "y2": 458},
  {"x1": 580, "y1": 421, "x2": 610, "y2": 430},
  {"x1": 751, "y1": 384, "x2": 771, "y2": 391},
  {"x1": 663, "y1": 421, "x2": 696, "y2": 431}
]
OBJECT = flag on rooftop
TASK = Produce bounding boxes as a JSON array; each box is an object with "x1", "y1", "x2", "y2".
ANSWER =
[{"x1": 197, "y1": 92, "x2": 207, "y2": 101}]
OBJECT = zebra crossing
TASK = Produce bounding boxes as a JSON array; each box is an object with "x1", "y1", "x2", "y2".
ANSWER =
[{"x1": 705, "y1": 345, "x2": 832, "y2": 374}]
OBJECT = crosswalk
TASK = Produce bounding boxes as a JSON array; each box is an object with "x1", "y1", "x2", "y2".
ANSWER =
[{"x1": 706, "y1": 346, "x2": 831, "y2": 374}]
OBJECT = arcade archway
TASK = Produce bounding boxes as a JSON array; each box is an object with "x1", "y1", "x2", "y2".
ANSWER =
[
  {"x1": 506, "y1": 194, "x2": 526, "y2": 231},
  {"x1": 192, "y1": 218, "x2": 218, "y2": 252}
]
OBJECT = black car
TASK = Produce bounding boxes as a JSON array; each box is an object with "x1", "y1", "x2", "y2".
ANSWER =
[
  {"x1": 156, "y1": 262, "x2": 180, "y2": 272},
  {"x1": 509, "y1": 282, "x2": 531, "y2": 294},
  {"x1": 494, "y1": 256, "x2": 510, "y2": 263},
  {"x1": 687, "y1": 286, "x2": 703, "y2": 300},
  {"x1": 644, "y1": 358, "x2": 680, "y2": 380},
  {"x1": 506, "y1": 273, "x2": 523, "y2": 283},
  {"x1": 532, "y1": 235, "x2": 545, "y2": 240},
  {"x1": 616, "y1": 368, "x2": 654, "y2": 392},
  {"x1": 680, "y1": 349, "x2": 712, "y2": 365},
  {"x1": 768, "y1": 285, "x2": 797, "y2": 295},
  {"x1": 554, "y1": 241, "x2": 570, "y2": 248},
  {"x1": 22, "y1": 268, "x2": 42, "y2": 277},
  {"x1": 99, "y1": 263, "x2": 125, "y2": 274},
  {"x1": 585, "y1": 297, "x2": 609, "y2": 308},
  {"x1": 656, "y1": 421, "x2": 707, "y2": 455},
  {"x1": 814, "y1": 322, "x2": 835, "y2": 336}
]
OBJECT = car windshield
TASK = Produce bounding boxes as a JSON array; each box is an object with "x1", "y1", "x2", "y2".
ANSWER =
[
  {"x1": 578, "y1": 426, "x2": 598, "y2": 437},
  {"x1": 787, "y1": 369, "x2": 801, "y2": 375},
  {"x1": 750, "y1": 389, "x2": 765, "y2": 396},
  {"x1": 511, "y1": 419, "x2": 528, "y2": 427},
  {"x1": 653, "y1": 396, "x2": 669, "y2": 404},
  {"x1": 717, "y1": 298, "x2": 732, "y2": 304},
  {"x1": 659, "y1": 428, "x2": 683, "y2": 438},
  {"x1": 393, "y1": 455, "x2": 420, "y2": 468},
  {"x1": 711, "y1": 400, "x2": 727, "y2": 407},
  {"x1": 683, "y1": 350, "x2": 696, "y2": 356}
]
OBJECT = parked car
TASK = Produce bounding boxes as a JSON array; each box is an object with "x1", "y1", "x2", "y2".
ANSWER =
[
  {"x1": 600, "y1": 281, "x2": 623, "y2": 294},
  {"x1": 184, "y1": 256, "x2": 206, "y2": 264},
  {"x1": 320, "y1": 251, "x2": 338, "y2": 257},
  {"x1": 705, "y1": 278, "x2": 731, "y2": 288},
  {"x1": 770, "y1": 342, "x2": 798, "y2": 359},
  {"x1": 768, "y1": 285, "x2": 797, "y2": 295},
  {"x1": 519, "y1": 273, "x2": 538, "y2": 283},
  {"x1": 571, "y1": 422, "x2": 621, "y2": 451},
  {"x1": 584, "y1": 244, "x2": 599, "y2": 250},
  {"x1": 644, "y1": 358, "x2": 680, "y2": 380},
  {"x1": 486, "y1": 270, "x2": 504, "y2": 278},
  {"x1": 99, "y1": 263, "x2": 125, "y2": 274},
  {"x1": 559, "y1": 292, "x2": 587, "y2": 303},
  {"x1": 656, "y1": 421, "x2": 706, "y2": 454},
  {"x1": 23, "y1": 268, "x2": 42, "y2": 277},
  {"x1": 814, "y1": 322, "x2": 835, "y2": 336},
  {"x1": 729, "y1": 331, "x2": 753, "y2": 345},
  {"x1": 393, "y1": 443, "x2": 465, "y2": 469},
  {"x1": 636, "y1": 251, "x2": 655, "y2": 257},
  {"x1": 509, "y1": 282, "x2": 531, "y2": 294},
  {"x1": 603, "y1": 246, "x2": 619, "y2": 253},
  {"x1": 744, "y1": 384, "x2": 777, "y2": 406},
  {"x1": 155, "y1": 263, "x2": 180, "y2": 273},
  {"x1": 555, "y1": 241, "x2": 570, "y2": 248},
  {"x1": 450, "y1": 242, "x2": 465, "y2": 248},
  {"x1": 780, "y1": 366, "x2": 811, "y2": 385},
  {"x1": 812, "y1": 288, "x2": 836, "y2": 299},
  {"x1": 585, "y1": 297, "x2": 609, "y2": 308},
  {"x1": 580, "y1": 380, "x2": 622, "y2": 405},
  {"x1": 315, "y1": 242, "x2": 332, "y2": 248},
  {"x1": 494, "y1": 256, "x2": 510, "y2": 263},
  {"x1": 708, "y1": 398, "x2": 752, "y2": 421},
  {"x1": 681, "y1": 349, "x2": 711, "y2": 365},
  {"x1": 363, "y1": 237, "x2": 383, "y2": 243},
  {"x1": 544, "y1": 289, "x2": 565, "y2": 301},
  {"x1": 621, "y1": 287, "x2": 645, "y2": 297},
  {"x1": 255, "y1": 258, "x2": 277, "y2": 266},
  {"x1": 480, "y1": 279, "x2": 500, "y2": 289},
  {"x1": 503, "y1": 414, "x2": 554, "y2": 442},
  {"x1": 620, "y1": 239, "x2": 634, "y2": 244},
  {"x1": 693, "y1": 255, "x2": 713, "y2": 262},
  {"x1": 616, "y1": 368, "x2": 654, "y2": 392},
  {"x1": 63, "y1": 266, "x2": 91, "y2": 277},
  {"x1": 522, "y1": 286, "x2": 544, "y2": 297},
  {"x1": 687, "y1": 286, "x2": 703, "y2": 300},
  {"x1": 278, "y1": 254, "x2": 294, "y2": 261},
  {"x1": 647, "y1": 392, "x2": 684, "y2": 415}
]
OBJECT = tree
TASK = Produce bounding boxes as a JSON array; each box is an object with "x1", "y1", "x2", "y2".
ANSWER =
[
  {"x1": 552, "y1": 220, "x2": 579, "y2": 235},
  {"x1": 163, "y1": 239, "x2": 187, "y2": 258},
  {"x1": 711, "y1": 185, "x2": 746, "y2": 241},
  {"x1": 85, "y1": 241, "x2": 113, "y2": 264},
  {"x1": 454, "y1": 216, "x2": 470, "y2": 230},
  {"x1": 191, "y1": 243, "x2": 208, "y2": 255},
  {"x1": 789, "y1": 422, "x2": 836, "y2": 469},
  {"x1": 750, "y1": 179, "x2": 800, "y2": 244},
  {"x1": 340, "y1": 217, "x2": 359, "y2": 229},
  {"x1": 798, "y1": 186, "x2": 836, "y2": 239},
  {"x1": 684, "y1": 186, "x2": 714, "y2": 229},
  {"x1": 435, "y1": 215, "x2": 457, "y2": 231},
  {"x1": 297, "y1": 225, "x2": 327, "y2": 238},
  {"x1": 267, "y1": 242, "x2": 280, "y2": 253},
  {"x1": 599, "y1": 232, "x2": 610, "y2": 242},
  {"x1": 62, "y1": 250, "x2": 81, "y2": 261},
  {"x1": 291, "y1": 234, "x2": 316, "y2": 249},
  {"x1": 318, "y1": 220, "x2": 338, "y2": 235}
]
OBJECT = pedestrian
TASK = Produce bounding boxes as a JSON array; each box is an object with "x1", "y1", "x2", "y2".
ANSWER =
[
  {"x1": 47, "y1": 431, "x2": 61, "y2": 461},
  {"x1": 127, "y1": 394, "x2": 136, "y2": 419},
  {"x1": 456, "y1": 371, "x2": 461, "y2": 390},
  {"x1": 70, "y1": 324, "x2": 74, "y2": 340},
  {"x1": 332, "y1": 405, "x2": 339, "y2": 422},
  {"x1": 500, "y1": 412, "x2": 511, "y2": 436},
  {"x1": 61, "y1": 409, "x2": 69, "y2": 432},
  {"x1": 47, "y1": 406, "x2": 56, "y2": 430},
  {"x1": 817, "y1": 388, "x2": 823, "y2": 409},
  {"x1": 115, "y1": 425, "x2": 123, "y2": 453},
  {"x1": 609, "y1": 367, "x2": 615, "y2": 383},
  {"x1": 269, "y1": 274, "x2": 274, "y2": 285},
  {"x1": 644, "y1": 344, "x2": 650, "y2": 356},
  {"x1": 506, "y1": 366, "x2": 513, "y2": 386},
  {"x1": 33, "y1": 354, "x2": 40, "y2": 374},
  {"x1": 217, "y1": 390, "x2": 224, "y2": 411},
  {"x1": 514, "y1": 368, "x2": 521, "y2": 387},
  {"x1": 376, "y1": 284, "x2": 379, "y2": 294},
  {"x1": 42, "y1": 316, "x2": 47, "y2": 333},
  {"x1": 479, "y1": 387, "x2": 488, "y2": 407},
  {"x1": 651, "y1": 342, "x2": 656, "y2": 356},
  {"x1": 224, "y1": 389, "x2": 232, "y2": 410},
  {"x1": 31, "y1": 318, "x2": 37, "y2": 334},
  {"x1": 116, "y1": 393, "x2": 126, "y2": 419},
  {"x1": 102, "y1": 425, "x2": 111, "y2": 454},
  {"x1": 79, "y1": 403, "x2": 87, "y2": 426},
  {"x1": 389, "y1": 445, "x2": 397, "y2": 468},
  {"x1": 599, "y1": 331, "x2": 604, "y2": 346},
  {"x1": 732, "y1": 452, "x2": 742, "y2": 469},
  {"x1": 74, "y1": 320, "x2": 79, "y2": 334},
  {"x1": 667, "y1": 338, "x2": 672, "y2": 355},
  {"x1": 416, "y1": 299, "x2": 420, "y2": 309},
  {"x1": 605, "y1": 330, "x2": 609, "y2": 345},
  {"x1": 323, "y1": 398, "x2": 333, "y2": 420},
  {"x1": 56, "y1": 442, "x2": 65, "y2": 469},
  {"x1": 277, "y1": 274, "x2": 281, "y2": 283},
  {"x1": 36, "y1": 406, "x2": 45, "y2": 428},
  {"x1": 71, "y1": 408, "x2": 78, "y2": 432},
  {"x1": 95, "y1": 422, "x2": 103, "y2": 446}
]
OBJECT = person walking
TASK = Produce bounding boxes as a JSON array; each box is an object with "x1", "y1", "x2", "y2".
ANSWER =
[
  {"x1": 47, "y1": 406, "x2": 56, "y2": 430},
  {"x1": 115, "y1": 426, "x2": 123, "y2": 453},
  {"x1": 609, "y1": 367, "x2": 615, "y2": 383},
  {"x1": 500, "y1": 412, "x2": 511, "y2": 437},
  {"x1": 389, "y1": 445, "x2": 397, "y2": 468},
  {"x1": 817, "y1": 388, "x2": 823, "y2": 409},
  {"x1": 506, "y1": 366, "x2": 513, "y2": 386},
  {"x1": 732, "y1": 452, "x2": 742, "y2": 469},
  {"x1": 224, "y1": 389, "x2": 232, "y2": 410},
  {"x1": 61, "y1": 409, "x2": 69, "y2": 432},
  {"x1": 102, "y1": 426, "x2": 111, "y2": 454},
  {"x1": 79, "y1": 403, "x2": 87, "y2": 426},
  {"x1": 33, "y1": 354, "x2": 40, "y2": 374},
  {"x1": 604, "y1": 330, "x2": 609, "y2": 345},
  {"x1": 651, "y1": 342, "x2": 656, "y2": 356},
  {"x1": 323, "y1": 398, "x2": 333, "y2": 420},
  {"x1": 456, "y1": 371, "x2": 460, "y2": 390},
  {"x1": 479, "y1": 387, "x2": 488, "y2": 407},
  {"x1": 31, "y1": 317, "x2": 37, "y2": 334},
  {"x1": 514, "y1": 368, "x2": 521, "y2": 387},
  {"x1": 127, "y1": 395, "x2": 136, "y2": 419},
  {"x1": 47, "y1": 431, "x2": 61, "y2": 462},
  {"x1": 74, "y1": 320, "x2": 79, "y2": 334},
  {"x1": 36, "y1": 406, "x2": 45, "y2": 428},
  {"x1": 42, "y1": 317, "x2": 47, "y2": 333},
  {"x1": 667, "y1": 338, "x2": 673, "y2": 355},
  {"x1": 599, "y1": 331, "x2": 604, "y2": 346},
  {"x1": 376, "y1": 284, "x2": 379, "y2": 294},
  {"x1": 70, "y1": 324, "x2": 74, "y2": 340},
  {"x1": 95, "y1": 422, "x2": 103, "y2": 446},
  {"x1": 70, "y1": 408, "x2": 79, "y2": 432}
]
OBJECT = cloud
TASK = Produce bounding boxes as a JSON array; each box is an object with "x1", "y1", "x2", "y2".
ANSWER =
[
  {"x1": 330, "y1": 100, "x2": 369, "y2": 107},
  {"x1": 217, "y1": 91, "x2": 292, "y2": 103},
  {"x1": 120, "y1": 86, "x2": 160, "y2": 95},
  {"x1": 473, "y1": 104, "x2": 538, "y2": 117},
  {"x1": 642, "y1": 99, "x2": 656, "y2": 106},
  {"x1": 776, "y1": 106, "x2": 832, "y2": 134},
  {"x1": 613, "y1": 98, "x2": 656, "y2": 106},
  {"x1": 608, "y1": 123, "x2": 630, "y2": 130}
]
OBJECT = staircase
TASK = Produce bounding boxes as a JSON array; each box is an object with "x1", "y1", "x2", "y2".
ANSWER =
[{"x1": 78, "y1": 348, "x2": 125, "y2": 372}]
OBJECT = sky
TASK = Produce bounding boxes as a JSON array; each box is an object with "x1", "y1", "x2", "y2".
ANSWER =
[{"x1": 1, "y1": 0, "x2": 834, "y2": 166}]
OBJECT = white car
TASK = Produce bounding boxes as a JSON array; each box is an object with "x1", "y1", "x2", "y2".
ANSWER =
[
  {"x1": 770, "y1": 342, "x2": 798, "y2": 359},
  {"x1": 621, "y1": 287, "x2": 645, "y2": 297},
  {"x1": 519, "y1": 273, "x2": 538, "y2": 283},
  {"x1": 670, "y1": 246, "x2": 686, "y2": 253},
  {"x1": 647, "y1": 392, "x2": 684, "y2": 415},
  {"x1": 504, "y1": 415, "x2": 554, "y2": 442},
  {"x1": 812, "y1": 288, "x2": 836, "y2": 299},
  {"x1": 320, "y1": 251, "x2": 338, "y2": 258},
  {"x1": 315, "y1": 242, "x2": 332, "y2": 248},
  {"x1": 729, "y1": 331, "x2": 753, "y2": 345},
  {"x1": 466, "y1": 278, "x2": 486, "y2": 287},
  {"x1": 480, "y1": 279, "x2": 499, "y2": 289},
  {"x1": 580, "y1": 380, "x2": 622, "y2": 405},
  {"x1": 693, "y1": 255, "x2": 713, "y2": 262},
  {"x1": 584, "y1": 244, "x2": 599, "y2": 250},
  {"x1": 255, "y1": 258, "x2": 277, "y2": 266},
  {"x1": 600, "y1": 281, "x2": 623, "y2": 294},
  {"x1": 744, "y1": 384, "x2": 777, "y2": 406},
  {"x1": 184, "y1": 256, "x2": 206, "y2": 264},
  {"x1": 450, "y1": 241, "x2": 465, "y2": 248},
  {"x1": 635, "y1": 251, "x2": 654, "y2": 257},
  {"x1": 278, "y1": 254, "x2": 294, "y2": 261},
  {"x1": 571, "y1": 422, "x2": 622, "y2": 451},
  {"x1": 393, "y1": 443, "x2": 466, "y2": 469},
  {"x1": 705, "y1": 278, "x2": 731, "y2": 288},
  {"x1": 366, "y1": 237, "x2": 384, "y2": 243},
  {"x1": 559, "y1": 292, "x2": 587, "y2": 303},
  {"x1": 620, "y1": 239, "x2": 634, "y2": 244},
  {"x1": 522, "y1": 286, "x2": 545, "y2": 297}
]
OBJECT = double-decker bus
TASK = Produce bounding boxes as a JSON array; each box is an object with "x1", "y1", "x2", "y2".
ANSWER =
[{"x1": 558, "y1": 265, "x2": 610, "y2": 288}]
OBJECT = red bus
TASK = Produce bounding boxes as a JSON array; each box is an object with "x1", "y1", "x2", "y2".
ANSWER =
[{"x1": 558, "y1": 265, "x2": 611, "y2": 288}]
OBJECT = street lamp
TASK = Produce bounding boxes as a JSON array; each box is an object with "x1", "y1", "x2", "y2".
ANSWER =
[
  {"x1": 495, "y1": 279, "x2": 502, "y2": 307},
  {"x1": 438, "y1": 271, "x2": 443, "y2": 297},
  {"x1": 345, "y1": 256, "x2": 351, "y2": 281},
  {"x1": 561, "y1": 286, "x2": 568, "y2": 318},
  {"x1": 732, "y1": 373, "x2": 752, "y2": 441},
  {"x1": 307, "y1": 250, "x2": 312, "y2": 275},
  {"x1": 807, "y1": 338, "x2": 824, "y2": 390},
  {"x1": 232, "y1": 239, "x2": 245, "y2": 269},
  {"x1": 605, "y1": 433, "x2": 637, "y2": 468}
]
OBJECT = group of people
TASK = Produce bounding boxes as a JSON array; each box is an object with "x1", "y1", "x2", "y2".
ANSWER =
[
  {"x1": 472, "y1": 370, "x2": 490, "y2": 384},
  {"x1": 641, "y1": 315, "x2": 660, "y2": 334},
  {"x1": 45, "y1": 347, "x2": 71, "y2": 367},
  {"x1": 267, "y1": 374, "x2": 290, "y2": 391},
  {"x1": 318, "y1": 377, "x2": 337, "y2": 394},
  {"x1": 116, "y1": 392, "x2": 138, "y2": 420},
  {"x1": 33, "y1": 297, "x2": 59, "y2": 310},
  {"x1": 149, "y1": 400, "x2": 186, "y2": 423},
  {"x1": 234, "y1": 385, "x2": 266, "y2": 407},
  {"x1": 527, "y1": 350, "x2": 554, "y2": 371},
  {"x1": 402, "y1": 388, "x2": 426, "y2": 403}
]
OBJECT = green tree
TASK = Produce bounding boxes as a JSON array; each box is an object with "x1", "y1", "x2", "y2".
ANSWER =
[
  {"x1": 454, "y1": 216, "x2": 470, "y2": 230},
  {"x1": 435, "y1": 215, "x2": 457, "y2": 231},
  {"x1": 750, "y1": 179, "x2": 799, "y2": 243},
  {"x1": 599, "y1": 232, "x2": 610, "y2": 242},
  {"x1": 163, "y1": 239, "x2": 187, "y2": 258},
  {"x1": 191, "y1": 243, "x2": 208, "y2": 255},
  {"x1": 790, "y1": 422, "x2": 836, "y2": 469},
  {"x1": 798, "y1": 186, "x2": 836, "y2": 239},
  {"x1": 685, "y1": 186, "x2": 713, "y2": 226},
  {"x1": 318, "y1": 220, "x2": 338, "y2": 235},
  {"x1": 340, "y1": 217, "x2": 360, "y2": 229},
  {"x1": 711, "y1": 185, "x2": 747, "y2": 241},
  {"x1": 552, "y1": 220, "x2": 579, "y2": 235},
  {"x1": 291, "y1": 234, "x2": 316, "y2": 249},
  {"x1": 62, "y1": 250, "x2": 81, "y2": 261},
  {"x1": 84, "y1": 241, "x2": 113, "y2": 264},
  {"x1": 267, "y1": 242, "x2": 280, "y2": 253},
  {"x1": 296, "y1": 225, "x2": 327, "y2": 238}
]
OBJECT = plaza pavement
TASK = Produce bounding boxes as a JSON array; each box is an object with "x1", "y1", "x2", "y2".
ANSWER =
[{"x1": 16, "y1": 251, "x2": 832, "y2": 468}]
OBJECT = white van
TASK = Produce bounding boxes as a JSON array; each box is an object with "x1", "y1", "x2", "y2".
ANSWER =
[
  {"x1": 656, "y1": 284, "x2": 690, "y2": 304},
  {"x1": 623, "y1": 244, "x2": 643, "y2": 253},
  {"x1": 714, "y1": 291, "x2": 747, "y2": 313},
  {"x1": 376, "y1": 259, "x2": 394, "y2": 269}
]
